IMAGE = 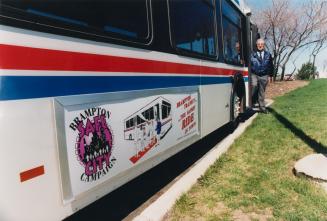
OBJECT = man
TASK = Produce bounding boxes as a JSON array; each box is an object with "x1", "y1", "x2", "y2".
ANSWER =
[
  {"x1": 234, "y1": 42, "x2": 244, "y2": 65},
  {"x1": 250, "y1": 38, "x2": 273, "y2": 113}
]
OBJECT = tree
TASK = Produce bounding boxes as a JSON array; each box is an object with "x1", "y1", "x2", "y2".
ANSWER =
[
  {"x1": 309, "y1": 4, "x2": 327, "y2": 75},
  {"x1": 255, "y1": 0, "x2": 327, "y2": 81},
  {"x1": 296, "y1": 62, "x2": 318, "y2": 80}
]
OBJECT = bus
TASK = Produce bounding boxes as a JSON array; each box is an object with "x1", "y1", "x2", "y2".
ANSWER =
[{"x1": 0, "y1": 0, "x2": 256, "y2": 220}]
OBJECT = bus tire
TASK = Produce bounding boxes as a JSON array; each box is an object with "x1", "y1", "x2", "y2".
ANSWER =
[{"x1": 230, "y1": 73, "x2": 246, "y2": 127}]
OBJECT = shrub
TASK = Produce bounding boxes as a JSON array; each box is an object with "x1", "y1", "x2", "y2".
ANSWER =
[{"x1": 296, "y1": 62, "x2": 318, "y2": 80}]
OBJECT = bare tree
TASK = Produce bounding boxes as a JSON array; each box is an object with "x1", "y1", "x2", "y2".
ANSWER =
[
  {"x1": 324, "y1": 59, "x2": 327, "y2": 72},
  {"x1": 255, "y1": 0, "x2": 327, "y2": 81},
  {"x1": 309, "y1": 27, "x2": 327, "y2": 79}
]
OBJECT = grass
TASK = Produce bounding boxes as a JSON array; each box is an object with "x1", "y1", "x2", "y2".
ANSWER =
[{"x1": 166, "y1": 79, "x2": 327, "y2": 221}]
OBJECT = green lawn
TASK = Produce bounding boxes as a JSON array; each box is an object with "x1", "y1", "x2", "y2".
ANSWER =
[{"x1": 166, "y1": 79, "x2": 327, "y2": 221}]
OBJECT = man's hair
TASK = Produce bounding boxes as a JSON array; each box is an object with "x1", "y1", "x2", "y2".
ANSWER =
[{"x1": 256, "y1": 38, "x2": 265, "y2": 44}]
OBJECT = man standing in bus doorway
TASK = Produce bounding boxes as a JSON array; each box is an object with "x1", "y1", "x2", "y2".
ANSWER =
[
  {"x1": 234, "y1": 42, "x2": 244, "y2": 65},
  {"x1": 250, "y1": 38, "x2": 273, "y2": 114}
]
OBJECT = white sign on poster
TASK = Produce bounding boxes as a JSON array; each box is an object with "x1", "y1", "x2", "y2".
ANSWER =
[{"x1": 64, "y1": 92, "x2": 199, "y2": 196}]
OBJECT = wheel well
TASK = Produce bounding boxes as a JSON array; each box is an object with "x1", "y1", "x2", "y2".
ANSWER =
[{"x1": 232, "y1": 72, "x2": 246, "y2": 98}]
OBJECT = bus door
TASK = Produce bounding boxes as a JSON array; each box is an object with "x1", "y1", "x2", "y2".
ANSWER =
[
  {"x1": 248, "y1": 21, "x2": 260, "y2": 107},
  {"x1": 155, "y1": 103, "x2": 160, "y2": 121}
]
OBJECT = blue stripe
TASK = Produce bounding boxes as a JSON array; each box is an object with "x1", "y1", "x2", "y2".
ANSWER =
[{"x1": 0, "y1": 76, "x2": 236, "y2": 101}]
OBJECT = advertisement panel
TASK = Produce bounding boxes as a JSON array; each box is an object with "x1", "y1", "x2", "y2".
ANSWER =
[{"x1": 64, "y1": 92, "x2": 199, "y2": 196}]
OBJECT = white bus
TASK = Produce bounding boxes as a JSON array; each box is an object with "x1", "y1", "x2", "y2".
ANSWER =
[{"x1": 0, "y1": 0, "x2": 255, "y2": 220}]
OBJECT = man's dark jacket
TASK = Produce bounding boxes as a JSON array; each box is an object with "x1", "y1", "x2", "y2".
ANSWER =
[{"x1": 250, "y1": 50, "x2": 274, "y2": 77}]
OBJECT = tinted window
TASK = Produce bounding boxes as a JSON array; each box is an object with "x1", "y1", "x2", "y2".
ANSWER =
[
  {"x1": 1, "y1": 0, "x2": 151, "y2": 43},
  {"x1": 126, "y1": 118, "x2": 134, "y2": 129},
  {"x1": 161, "y1": 101, "x2": 171, "y2": 119},
  {"x1": 222, "y1": 0, "x2": 241, "y2": 26},
  {"x1": 142, "y1": 110, "x2": 149, "y2": 120},
  {"x1": 221, "y1": 0, "x2": 244, "y2": 65},
  {"x1": 169, "y1": 0, "x2": 217, "y2": 57},
  {"x1": 162, "y1": 105, "x2": 168, "y2": 119},
  {"x1": 130, "y1": 119, "x2": 134, "y2": 127},
  {"x1": 137, "y1": 115, "x2": 145, "y2": 125},
  {"x1": 142, "y1": 107, "x2": 154, "y2": 120}
]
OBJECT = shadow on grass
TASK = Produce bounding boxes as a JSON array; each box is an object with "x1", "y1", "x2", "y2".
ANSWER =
[{"x1": 268, "y1": 107, "x2": 327, "y2": 154}]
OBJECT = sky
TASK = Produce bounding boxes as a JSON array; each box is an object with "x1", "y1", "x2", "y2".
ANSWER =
[{"x1": 244, "y1": 0, "x2": 327, "y2": 77}]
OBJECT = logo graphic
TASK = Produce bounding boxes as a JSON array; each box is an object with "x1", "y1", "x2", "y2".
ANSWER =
[{"x1": 69, "y1": 108, "x2": 116, "y2": 182}]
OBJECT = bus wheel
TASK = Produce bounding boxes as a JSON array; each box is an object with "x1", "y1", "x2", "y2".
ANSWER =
[{"x1": 230, "y1": 73, "x2": 246, "y2": 127}]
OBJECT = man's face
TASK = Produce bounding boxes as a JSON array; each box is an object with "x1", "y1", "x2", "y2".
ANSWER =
[
  {"x1": 257, "y1": 41, "x2": 265, "y2": 51},
  {"x1": 235, "y1": 43, "x2": 240, "y2": 52}
]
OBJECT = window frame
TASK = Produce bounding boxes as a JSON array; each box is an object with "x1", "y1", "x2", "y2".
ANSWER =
[
  {"x1": 219, "y1": 0, "x2": 246, "y2": 66},
  {"x1": 167, "y1": 0, "x2": 219, "y2": 61},
  {"x1": 0, "y1": 0, "x2": 154, "y2": 46}
]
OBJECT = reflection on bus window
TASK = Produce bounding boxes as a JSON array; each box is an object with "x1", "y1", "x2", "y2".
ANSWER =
[
  {"x1": 221, "y1": 0, "x2": 243, "y2": 65},
  {"x1": 1, "y1": 0, "x2": 150, "y2": 42},
  {"x1": 169, "y1": 0, "x2": 217, "y2": 57}
]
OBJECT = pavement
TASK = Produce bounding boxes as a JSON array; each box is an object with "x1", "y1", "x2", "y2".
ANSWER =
[{"x1": 132, "y1": 99, "x2": 274, "y2": 221}]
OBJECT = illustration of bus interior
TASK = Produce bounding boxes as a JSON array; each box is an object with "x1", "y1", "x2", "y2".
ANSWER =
[{"x1": 124, "y1": 97, "x2": 172, "y2": 141}]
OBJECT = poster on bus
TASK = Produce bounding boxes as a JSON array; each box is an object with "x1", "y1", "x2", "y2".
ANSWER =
[{"x1": 64, "y1": 92, "x2": 199, "y2": 196}]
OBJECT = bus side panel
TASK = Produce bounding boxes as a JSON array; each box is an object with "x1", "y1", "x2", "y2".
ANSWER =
[
  {"x1": 0, "y1": 88, "x2": 201, "y2": 221},
  {"x1": 200, "y1": 84, "x2": 232, "y2": 137},
  {"x1": 55, "y1": 88, "x2": 201, "y2": 212},
  {"x1": 0, "y1": 99, "x2": 72, "y2": 221}
]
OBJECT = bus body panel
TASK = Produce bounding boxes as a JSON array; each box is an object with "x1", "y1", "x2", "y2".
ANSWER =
[
  {"x1": 55, "y1": 88, "x2": 200, "y2": 198},
  {"x1": 200, "y1": 83, "x2": 232, "y2": 136},
  {"x1": 0, "y1": 99, "x2": 72, "y2": 221},
  {"x1": 0, "y1": 9, "x2": 249, "y2": 219}
]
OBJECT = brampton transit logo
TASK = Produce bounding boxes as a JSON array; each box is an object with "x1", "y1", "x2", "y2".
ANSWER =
[{"x1": 69, "y1": 107, "x2": 116, "y2": 182}]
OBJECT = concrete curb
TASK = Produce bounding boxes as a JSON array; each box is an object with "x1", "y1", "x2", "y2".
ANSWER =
[
  {"x1": 133, "y1": 100, "x2": 273, "y2": 221},
  {"x1": 133, "y1": 114, "x2": 257, "y2": 221}
]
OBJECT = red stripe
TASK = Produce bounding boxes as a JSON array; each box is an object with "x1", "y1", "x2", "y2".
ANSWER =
[
  {"x1": 20, "y1": 165, "x2": 45, "y2": 182},
  {"x1": 0, "y1": 44, "x2": 248, "y2": 76}
]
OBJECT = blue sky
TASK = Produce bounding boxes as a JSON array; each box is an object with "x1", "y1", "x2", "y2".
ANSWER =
[{"x1": 244, "y1": 0, "x2": 327, "y2": 76}]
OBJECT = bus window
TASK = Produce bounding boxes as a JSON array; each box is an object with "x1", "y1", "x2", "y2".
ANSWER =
[
  {"x1": 137, "y1": 115, "x2": 145, "y2": 125},
  {"x1": 169, "y1": 0, "x2": 217, "y2": 58},
  {"x1": 161, "y1": 101, "x2": 171, "y2": 119},
  {"x1": 221, "y1": 0, "x2": 244, "y2": 65},
  {"x1": 126, "y1": 118, "x2": 134, "y2": 129},
  {"x1": 142, "y1": 107, "x2": 154, "y2": 120},
  {"x1": 149, "y1": 107, "x2": 154, "y2": 120},
  {"x1": 1, "y1": 0, "x2": 151, "y2": 43}
]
